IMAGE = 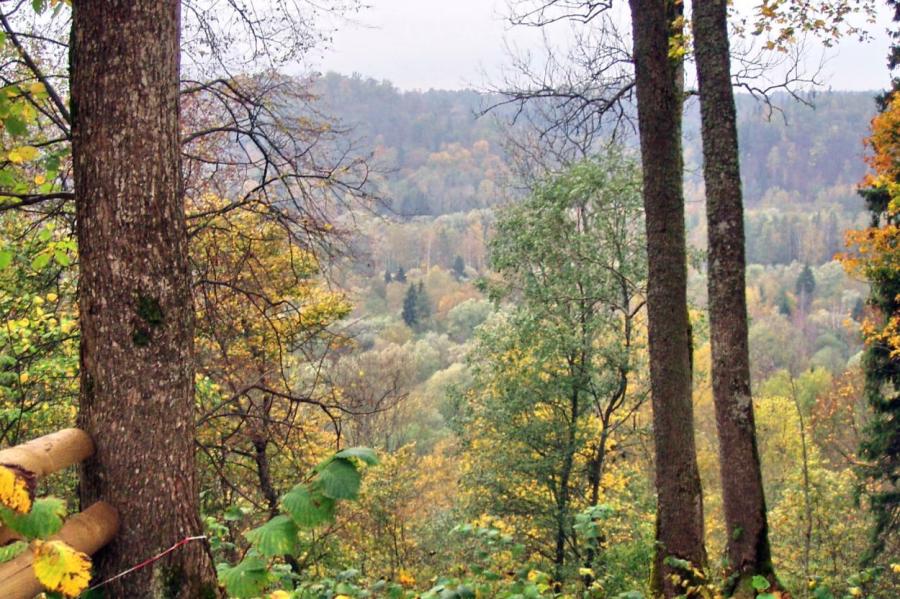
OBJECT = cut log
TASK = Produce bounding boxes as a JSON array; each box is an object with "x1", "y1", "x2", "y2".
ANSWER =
[
  {"x1": 0, "y1": 428, "x2": 94, "y2": 478},
  {"x1": 0, "y1": 429, "x2": 96, "y2": 556},
  {"x1": 0, "y1": 501, "x2": 119, "y2": 599}
]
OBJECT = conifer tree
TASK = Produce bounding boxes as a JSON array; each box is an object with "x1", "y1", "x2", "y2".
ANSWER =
[
  {"x1": 796, "y1": 264, "x2": 816, "y2": 304},
  {"x1": 415, "y1": 281, "x2": 431, "y2": 325},
  {"x1": 452, "y1": 255, "x2": 466, "y2": 279},
  {"x1": 402, "y1": 284, "x2": 418, "y2": 327}
]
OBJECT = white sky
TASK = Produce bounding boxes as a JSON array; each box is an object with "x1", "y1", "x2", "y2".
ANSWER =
[{"x1": 314, "y1": 0, "x2": 893, "y2": 91}]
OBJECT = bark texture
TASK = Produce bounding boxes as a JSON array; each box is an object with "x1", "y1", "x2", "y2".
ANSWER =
[
  {"x1": 692, "y1": 0, "x2": 774, "y2": 591},
  {"x1": 71, "y1": 2, "x2": 221, "y2": 596},
  {"x1": 627, "y1": 0, "x2": 707, "y2": 594}
]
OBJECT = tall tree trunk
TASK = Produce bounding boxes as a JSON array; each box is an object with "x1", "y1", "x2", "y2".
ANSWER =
[
  {"x1": 72, "y1": 2, "x2": 221, "y2": 596},
  {"x1": 692, "y1": 0, "x2": 774, "y2": 592},
  {"x1": 627, "y1": 0, "x2": 707, "y2": 594}
]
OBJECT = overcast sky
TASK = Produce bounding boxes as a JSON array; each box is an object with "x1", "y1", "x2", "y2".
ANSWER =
[{"x1": 313, "y1": 0, "x2": 893, "y2": 92}]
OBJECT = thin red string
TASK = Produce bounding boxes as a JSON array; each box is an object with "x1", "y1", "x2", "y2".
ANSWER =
[{"x1": 86, "y1": 535, "x2": 208, "y2": 592}]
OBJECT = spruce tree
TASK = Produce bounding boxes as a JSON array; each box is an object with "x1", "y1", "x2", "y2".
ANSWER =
[
  {"x1": 415, "y1": 281, "x2": 431, "y2": 325},
  {"x1": 452, "y1": 255, "x2": 466, "y2": 279},
  {"x1": 402, "y1": 284, "x2": 418, "y2": 327},
  {"x1": 796, "y1": 264, "x2": 816, "y2": 299}
]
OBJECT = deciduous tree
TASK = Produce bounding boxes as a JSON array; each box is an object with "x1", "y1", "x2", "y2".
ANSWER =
[
  {"x1": 71, "y1": 1, "x2": 220, "y2": 595},
  {"x1": 628, "y1": 0, "x2": 707, "y2": 592},
  {"x1": 693, "y1": 0, "x2": 775, "y2": 591}
]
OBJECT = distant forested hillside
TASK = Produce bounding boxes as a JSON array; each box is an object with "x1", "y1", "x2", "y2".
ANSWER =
[
  {"x1": 317, "y1": 73, "x2": 874, "y2": 266},
  {"x1": 316, "y1": 73, "x2": 875, "y2": 215}
]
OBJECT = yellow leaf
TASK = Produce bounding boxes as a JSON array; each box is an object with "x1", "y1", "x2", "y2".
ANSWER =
[
  {"x1": 398, "y1": 568, "x2": 416, "y2": 587},
  {"x1": 20, "y1": 103, "x2": 36, "y2": 123},
  {"x1": 269, "y1": 592, "x2": 291, "y2": 599},
  {"x1": 32, "y1": 540, "x2": 92, "y2": 598},
  {"x1": 29, "y1": 82, "x2": 46, "y2": 97},
  {"x1": 34, "y1": 174, "x2": 46, "y2": 185},
  {"x1": 8, "y1": 146, "x2": 39, "y2": 164},
  {"x1": 0, "y1": 463, "x2": 33, "y2": 513}
]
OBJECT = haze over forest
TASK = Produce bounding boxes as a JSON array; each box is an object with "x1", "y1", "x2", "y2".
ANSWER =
[{"x1": 0, "y1": 2, "x2": 897, "y2": 599}]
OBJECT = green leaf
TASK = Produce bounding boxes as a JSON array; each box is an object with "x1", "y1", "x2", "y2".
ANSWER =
[
  {"x1": 663, "y1": 556, "x2": 691, "y2": 571},
  {"x1": 282, "y1": 484, "x2": 335, "y2": 528},
  {"x1": 1, "y1": 497, "x2": 65, "y2": 538},
  {"x1": 334, "y1": 446, "x2": 378, "y2": 465},
  {"x1": 0, "y1": 170, "x2": 15, "y2": 187},
  {"x1": 0, "y1": 250, "x2": 13, "y2": 270},
  {"x1": 243, "y1": 514, "x2": 298, "y2": 558},
  {"x1": 217, "y1": 555, "x2": 269, "y2": 599},
  {"x1": 317, "y1": 457, "x2": 361, "y2": 500},
  {"x1": 3, "y1": 116, "x2": 26, "y2": 136},
  {"x1": 53, "y1": 250, "x2": 70, "y2": 267},
  {"x1": 0, "y1": 540, "x2": 26, "y2": 563},
  {"x1": 223, "y1": 505, "x2": 245, "y2": 522},
  {"x1": 30, "y1": 252, "x2": 50, "y2": 271},
  {"x1": 751, "y1": 575, "x2": 771, "y2": 591}
]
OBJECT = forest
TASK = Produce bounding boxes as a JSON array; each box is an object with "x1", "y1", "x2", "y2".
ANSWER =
[{"x1": 0, "y1": 1, "x2": 896, "y2": 599}]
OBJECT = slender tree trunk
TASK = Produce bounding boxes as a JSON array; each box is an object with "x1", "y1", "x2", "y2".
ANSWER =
[
  {"x1": 72, "y1": 2, "x2": 221, "y2": 596},
  {"x1": 790, "y1": 377, "x2": 813, "y2": 597},
  {"x1": 692, "y1": 0, "x2": 774, "y2": 592},
  {"x1": 628, "y1": 1, "x2": 707, "y2": 595},
  {"x1": 554, "y1": 387, "x2": 579, "y2": 585}
]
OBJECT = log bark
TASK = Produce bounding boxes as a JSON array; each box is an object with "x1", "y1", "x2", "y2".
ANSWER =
[
  {"x1": 71, "y1": 1, "x2": 221, "y2": 596},
  {"x1": 0, "y1": 428, "x2": 93, "y2": 478},
  {"x1": 627, "y1": 0, "x2": 707, "y2": 594},
  {"x1": 692, "y1": 0, "x2": 774, "y2": 592},
  {"x1": 0, "y1": 501, "x2": 119, "y2": 599}
]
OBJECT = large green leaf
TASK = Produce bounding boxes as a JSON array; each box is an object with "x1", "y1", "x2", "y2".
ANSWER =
[
  {"x1": 334, "y1": 446, "x2": 379, "y2": 466},
  {"x1": 243, "y1": 514, "x2": 299, "y2": 558},
  {"x1": 317, "y1": 457, "x2": 361, "y2": 500},
  {"x1": 282, "y1": 484, "x2": 335, "y2": 528},
  {"x1": 217, "y1": 554, "x2": 269, "y2": 599},
  {"x1": 0, "y1": 497, "x2": 65, "y2": 538}
]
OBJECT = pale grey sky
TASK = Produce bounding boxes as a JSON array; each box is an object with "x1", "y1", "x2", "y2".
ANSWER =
[{"x1": 315, "y1": 0, "x2": 893, "y2": 91}]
